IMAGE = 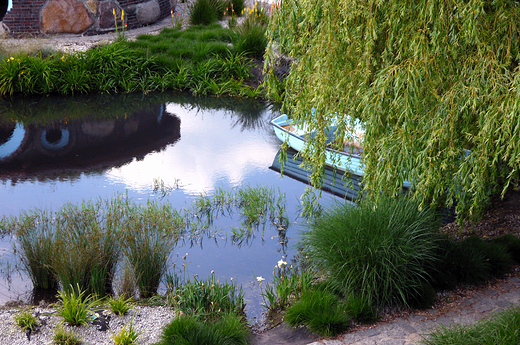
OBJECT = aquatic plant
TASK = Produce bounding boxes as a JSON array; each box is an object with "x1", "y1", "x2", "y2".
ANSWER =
[
  {"x1": 121, "y1": 201, "x2": 182, "y2": 298},
  {"x1": 170, "y1": 270, "x2": 245, "y2": 322},
  {"x1": 11, "y1": 209, "x2": 59, "y2": 290}
]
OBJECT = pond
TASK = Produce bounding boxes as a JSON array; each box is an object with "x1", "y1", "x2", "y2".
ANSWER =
[{"x1": 0, "y1": 92, "x2": 345, "y2": 322}]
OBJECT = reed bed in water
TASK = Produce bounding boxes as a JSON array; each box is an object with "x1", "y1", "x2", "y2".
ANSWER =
[{"x1": 6, "y1": 185, "x2": 288, "y2": 298}]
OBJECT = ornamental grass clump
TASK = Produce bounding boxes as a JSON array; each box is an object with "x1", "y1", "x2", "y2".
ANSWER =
[
  {"x1": 11, "y1": 209, "x2": 59, "y2": 290},
  {"x1": 156, "y1": 313, "x2": 249, "y2": 345},
  {"x1": 285, "y1": 289, "x2": 351, "y2": 337},
  {"x1": 55, "y1": 284, "x2": 102, "y2": 326},
  {"x1": 423, "y1": 307, "x2": 520, "y2": 345},
  {"x1": 121, "y1": 201, "x2": 182, "y2": 298},
  {"x1": 302, "y1": 195, "x2": 440, "y2": 309},
  {"x1": 13, "y1": 308, "x2": 38, "y2": 332}
]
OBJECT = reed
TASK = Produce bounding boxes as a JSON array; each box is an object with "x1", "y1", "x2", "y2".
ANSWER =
[
  {"x1": 12, "y1": 209, "x2": 59, "y2": 290},
  {"x1": 121, "y1": 201, "x2": 182, "y2": 298}
]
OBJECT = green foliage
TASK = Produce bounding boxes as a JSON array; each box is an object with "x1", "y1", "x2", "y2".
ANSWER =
[
  {"x1": 108, "y1": 295, "x2": 134, "y2": 316},
  {"x1": 121, "y1": 201, "x2": 181, "y2": 298},
  {"x1": 344, "y1": 294, "x2": 378, "y2": 323},
  {"x1": 189, "y1": 0, "x2": 222, "y2": 25},
  {"x1": 0, "y1": 25, "x2": 261, "y2": 98},
  {"x1": 169, "y1": 271, "x2": 245, "y2": 322},
  {"x1": 491, "y1": 234, "x2": 520, "y2": 263},
  {"x1": 10, "y1": 209, "x2": 58, "y2": 290},
  {"x1": 13, "y1": 308, "x2": 38, "y2": 332},
  {"x1": 232, "y1": 18, "x2": 268, "y2": 58},
  {"x1": 265, "y1": 0, "x2": 520, "y2": 221},
  {"x1": 55, "y1": 284, "x2": 101, "y2": 326},
  {"x1": 462, "y1": 236, "x2": 512, "y2": 278},
  {"x1": 156, "y1": 313, "x2": 249, "y2": 345},
  {"x1": 301, "y1": 195, "x2": 440, "y2": 308},
  {"x1": 285, "y1": 289, "x2": 351, "y2": 337},
  {"x1": 52, "y1": 325, "x2": 82, "y2": 345},
  {"x1": 423, "y1": 307, "x2": 520, "y2": 345},
  {"x1": 111, "y1": 321, "x2": 141, "y2": 345}
]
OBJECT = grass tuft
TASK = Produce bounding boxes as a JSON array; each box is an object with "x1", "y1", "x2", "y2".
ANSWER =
[
  {"x1": 302, "y1": 195, "x2": 440, "y2": 308},
  {"x1": 285, "y1": 289, "x2": 351, "y2": 337},
  {"x1": 53, "y1": 325, "x2": 82, "y2": 345},
  {"x1": 55, "y1": 284, "x2": 101, "y2": 326},
  {"x1": 13, "y1": 308, "x2": 38, "y2": 332}
]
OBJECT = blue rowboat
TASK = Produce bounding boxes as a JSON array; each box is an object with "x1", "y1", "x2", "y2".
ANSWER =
[{"x1": 271, "y1": 114, "x2": 412, "y2": 188}]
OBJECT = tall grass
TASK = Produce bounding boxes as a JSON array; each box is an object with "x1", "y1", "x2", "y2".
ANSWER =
[
  {"x1": 302, "y1": 195, "x2": 440, "y2": 308},
  {"x1": 121, "y1": 201, "x2": 183, "y2": 298},
  {"x1": 11, "y1": 209, "x2": 59, "y2": 289},
  {"x1": 423, "y1": 307, "x2": 520, "y2": 345}
]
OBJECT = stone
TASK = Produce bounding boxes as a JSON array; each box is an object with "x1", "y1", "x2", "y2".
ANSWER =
[
  {"x1": 86, "y1": 0, "x2": 97, "y2": 16},
  {"x1": 169, "y1": 0, "x2": 176, "y2": 11},
  {"x1": 136, "y1": 0, "x2": 160, "y2": 26},
  {"x1": 98, "y1": 0, "x2": 122, "y2": 29},
  {"x1": 41, "y1": 0, "x2": 94, "y2": 34}
]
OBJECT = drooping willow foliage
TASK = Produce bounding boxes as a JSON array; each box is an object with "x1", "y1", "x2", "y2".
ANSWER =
[{"x1": 265, "y1": 0, "x2": 520, "y2": 221}]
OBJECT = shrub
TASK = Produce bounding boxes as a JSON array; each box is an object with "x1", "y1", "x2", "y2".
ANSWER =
[
  {"x1": 462, "y1": 236, "x2": 512, "y2": 278},
  {"x1": 491, "y1": 234, "x2": 520, "y2": 263},
  {"x1": 156, "y1": 313, "x2": 249, "y2": 345},
  {"x1": 108, "y1": 295, "x2": 134, "y2": 316},
  {"x1": 111, "y1": 320, "x2": 141, "y2": 345},
  {"x1": 285, "y1": 289, "x2": 351, "y2": 337},
  {"x1": 301, "y1": 195, "x2": 440, "y2": 308}
]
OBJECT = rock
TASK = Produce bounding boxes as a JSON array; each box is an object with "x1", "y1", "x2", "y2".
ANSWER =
[
  {"x1": 86, "y1": 0, "x2": 98, "y2": 16},
  {"x1": 169, "y1": 0, "x2": 176, "y2": 12},
  {"x1": 41, "y1": 0, "x2": 94, "y2": 34},
  {"x1": 98, "y1": 0, "x2": 123, "y2": 29},
  {"x1": 136, "y1": 0, "x2": 160, "y2": 26}
]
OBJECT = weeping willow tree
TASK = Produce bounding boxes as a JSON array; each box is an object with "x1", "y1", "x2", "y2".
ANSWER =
[{"x1": 265, "y1": 0, "x2": 520, "y2": 221}]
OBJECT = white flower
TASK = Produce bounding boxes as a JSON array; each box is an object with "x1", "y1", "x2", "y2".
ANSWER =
[
  {"x1": 256, "y1": 276, "x2": 265, "y2": 282},
  {"x1": 277, "y1": 259, "x2": 287, "y2": 268}
]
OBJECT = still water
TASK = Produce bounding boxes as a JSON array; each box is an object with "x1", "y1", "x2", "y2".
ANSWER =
[{"x1": 0, "y1": 92, "x2": 342, "y2": 321}]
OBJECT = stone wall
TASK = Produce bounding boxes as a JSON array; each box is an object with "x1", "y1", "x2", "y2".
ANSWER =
[{"x1": 2, "y1": 0, "x2": 172, "y2": 37}]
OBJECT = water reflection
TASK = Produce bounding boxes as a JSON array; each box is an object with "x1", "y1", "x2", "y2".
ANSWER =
[
  {"x1": 0, "y1": 95, "x2": 181, "y2": 180},
  {"x1": 0, "y1": 92, "x2": 339, "y2": 321}
]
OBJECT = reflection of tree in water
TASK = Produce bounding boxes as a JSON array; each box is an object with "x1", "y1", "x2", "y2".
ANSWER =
[{"x1": 161, "y1": 93, "x2": 281, "y2": 132}]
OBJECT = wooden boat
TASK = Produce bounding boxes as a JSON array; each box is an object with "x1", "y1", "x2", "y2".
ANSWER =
[
  {"x1": 271, "y1": 114, "x2": 365, "y2": 176},
  {"x1": 271, "y1": 114, "x2": 412, "y2": 188}
]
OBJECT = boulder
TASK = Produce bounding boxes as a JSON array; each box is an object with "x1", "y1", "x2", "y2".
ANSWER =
[
  {"x1": 86, "y1": 0, "x2": 97, "y2": 16},
  {"x1": 136, "y1": 0, "x2": 160, "y2": 26},
  {"x1": 98, "y1": 0, "x2": 122, "y2": 29},
  {"x1": 41, "y1": 0, "x2": 94, "y2": 34}
]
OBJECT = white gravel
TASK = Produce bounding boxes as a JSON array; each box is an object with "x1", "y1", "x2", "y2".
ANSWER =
[{"x1": 0, "y1": 305, "x2": 175, "y2": 345}]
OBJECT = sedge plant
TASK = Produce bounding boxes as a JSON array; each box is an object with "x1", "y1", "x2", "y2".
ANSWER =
[
  {"x1": 55, "y1": 284, "x2": 102, "y2": 326},
  {"x1": 53, "y1": 325, "x2": 82, "y2": 345},
  {"x1": 13, "y1": 308, "x2": 38, "y2": 332}
]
